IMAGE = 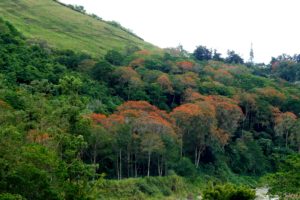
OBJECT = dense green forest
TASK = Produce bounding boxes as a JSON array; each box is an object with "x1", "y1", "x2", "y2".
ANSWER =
[{"x1": 0, "y1": 2, "x2": 300, "y2": 200}]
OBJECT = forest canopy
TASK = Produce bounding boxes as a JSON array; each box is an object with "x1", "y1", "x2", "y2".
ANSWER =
[{"x1": 0, "y1": 16, "x2": 299, "y2": 199}]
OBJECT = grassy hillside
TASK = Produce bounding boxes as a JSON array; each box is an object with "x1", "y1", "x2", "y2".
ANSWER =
[{"x1": 0, "y1": 0, "x2": 156, "y2": 57}]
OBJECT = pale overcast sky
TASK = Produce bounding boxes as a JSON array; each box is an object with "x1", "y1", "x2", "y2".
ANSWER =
[{"x1": 60, "y1": 0, "x2": 300, "y2": 63}]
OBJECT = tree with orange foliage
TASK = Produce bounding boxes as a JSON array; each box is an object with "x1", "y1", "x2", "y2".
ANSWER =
[
  {"x1": 89, "y1": 113, "x2": 107, "y2": 124},
  {"x1": 87, "y1": 124, "x2": 111, "y2": 179},
  {"x1": 201, "y1": 95, "x2": 243, "y2": 138},
  {"x1": 236, "y1": 93, "x2": 258, "y2": 130},
  {"x1": 274, "y1": 111, "x2": 297, "y2": 148},
  {"x1": 171, "y1": 103, "x2": 200, "y2": 158},
  {"x1": 27, "y1": 129, "x2": 50, "y2": 144},
  {"x1": 182, "y1": 88, "x2": 204, "y2": 103},
  {"x1": 141, "y1": 132, "x2": 164, "y2": 177},
  {"x1": 171, "y1": 102, "x2": 216, "y2": 168},
  {"x1": 215, "y1": 101, "x2": 244, "y2": 136},
  {"x1": 256, "y1": 87, "x2": 286, "y2": 106},
  {"x1": 176, "y1": 61, "x2": 194, "y2": 72},
  {"x1": 118, "y1": 101, "x2": 176, "y2": 176},
  {"x1": 129, "y1": 58, "x2": 145, "y2": 68},
  {"x1": 291, "y1": 119, "x2": 300, "y2": 153},
  {"x1": 91, "y1": 101, "x2": 176, "y2": 177},
  {"x1": 157, "y1": 74, "x2": 174, "y2": 94},
  {"x1": 113, "y1": 67, "x2": 145, "y2": 100},
  {"x1": 173, "y1": 72, "x2": 199, "y2": 98}
]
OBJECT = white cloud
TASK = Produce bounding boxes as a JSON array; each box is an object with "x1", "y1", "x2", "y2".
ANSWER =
[{"x1": 60, "y1": 0, "x2": 300, "y2": 63}]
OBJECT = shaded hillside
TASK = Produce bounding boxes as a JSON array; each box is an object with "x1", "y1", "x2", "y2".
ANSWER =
[{"x1": 0, "y1": 0, "x2": 156, "y2": 57}]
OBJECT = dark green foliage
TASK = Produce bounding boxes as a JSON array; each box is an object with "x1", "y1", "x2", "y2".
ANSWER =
[
  {"x1": 232, "y1": 74, "x2": 267, "y2": 91},
  {"x1": 225, "y1": 50, "x2": 244, "y2": 64},
  {"x1": 143, "y1": 58, "x2": 171, "y2": 72},
  {"x1": 56, "y1": 50, "x2": 91, "y2": 70},
  {"x1": 282, "y1": 98, "x2": 300, "y2": 116},
  {"x1": 91, "y1": 60, "x2": 113, "y2": 82},
  {"x1": 0, "y1": 21, "x2": 67, "y2": 85},
  {"x1": 228, "y1": 132, "x2": 269, "y2": 175},
  {"x1": 203, "y1": 183, "x2": 255, "y2": 200},
  {"x1": 68, "y1": 4, "x2": 86, "y2": 13},
  {"x1": 262, "y1": 154, "x2": 300, "y2": 196},
  {"x1": 146, "y1": 83, "x2": 168, "y2": 109},
  {"x1": 271, "y1": 56, "x2": 300, "y2": 82},
  {"x1": 212, "y1": 49, "x2": 223, "y2": 61},
  {"x1": 105, "y1": 50, "x2": 124, "y2": 66},
  {"x1": 193, "y1": 45, "x2": 212, "y2": 61},
  {"x1": 173, "y1": 157, "x2": 197, "y2": 177},
  {"x1": 198, "y1": 82, "x2": 235, "y2": 96}
]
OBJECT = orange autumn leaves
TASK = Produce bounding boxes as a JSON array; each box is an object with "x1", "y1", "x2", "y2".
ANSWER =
[
  {"x1": 27, "y1": 129, "x2": 50, "y2": 144},
  {"x1": 157, "y1": 74, "x2": 174, "y2": 93},
  {"x1": 90, "y1": 95, "x2": 243, "y2": 150},
  {"x1": 273, "y1": 110, "x2": 298, "y2": 148},
  {"x1": 171, "y1": 93, "x2": 243, "y2": 147},
  {"x1": 176, "y1": 61, "x2": 195, "y2": 72},
  {"x1": 90, "y1": 101, "x2": 175, "y2": 137},
  {"x1": 86, "y1": 91, "x2": 300, "y2": 167}
]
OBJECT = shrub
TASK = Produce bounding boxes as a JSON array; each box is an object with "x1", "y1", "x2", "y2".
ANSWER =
[
  {"x1": 0, "y1": 193, "x2": 25, "y2": 200},
  {"x1": 261, "y1": 154, "x2": 300, "y2": 196},
  {"x1": 105, "y1": 50, "x2": 124, "y2": 66},
  {"x1": 173, "y1": 157, "x2": 197, "y2": 177},
  {"x1": 203, "y1": 183, "x2": 255, "y2": 200}
]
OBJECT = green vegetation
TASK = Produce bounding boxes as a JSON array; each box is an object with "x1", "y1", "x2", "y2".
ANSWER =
[
  {"x1": 0, "y1": 0, "x2": 155, "y2": 58},
  {"x1": 0, "y1": 1, "x2": 300, "y2": 199},
  {"x1": 203, "y1": 183, "x2": 255, "y2": 200},
  {"x1": 91, "y1": 175, "x2": 193, "y2": 200},
  {"x1": 260, "y1": 154, "x2": 300, "y2": 197}
]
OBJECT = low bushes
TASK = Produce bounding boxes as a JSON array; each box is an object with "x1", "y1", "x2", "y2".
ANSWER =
[
  {"x1": 203, "y1": 183, "x2": 255, "y2": 200},
  {"x1": 94, "y1": 175, "x2": 189, "y2": 200}
]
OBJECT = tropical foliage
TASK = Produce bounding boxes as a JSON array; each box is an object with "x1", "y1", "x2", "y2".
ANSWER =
[{"x1": 0, "y1": 6, "x2": 300, "y2": 199}]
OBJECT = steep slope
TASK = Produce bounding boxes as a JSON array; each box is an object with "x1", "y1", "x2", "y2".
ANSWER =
[{"x1": 0, "y1": 0, "x2": 156, "y2": 57}]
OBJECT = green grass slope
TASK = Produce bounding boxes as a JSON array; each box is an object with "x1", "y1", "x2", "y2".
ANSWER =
[{"x1": 0, "y1": 0, "x2": 156, "y2": 57}]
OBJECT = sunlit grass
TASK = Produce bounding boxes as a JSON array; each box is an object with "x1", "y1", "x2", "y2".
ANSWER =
[{"x1": 0, "y1": 0, "x2": 156, "y2": 58}]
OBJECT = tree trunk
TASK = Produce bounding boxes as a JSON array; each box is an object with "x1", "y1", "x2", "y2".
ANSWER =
[
  {"x1": 119, "y1": 149, "x2": 122, "y2": 179},
  {"x1": 164, "y1": 156, "x2": 168, "y2": 176},
  {"x1": 286, "y1": 134, "x2": 288, "y2": 149},
  {"x1": 157, "y1": 157, "x2": 160, "y2": 176},
  {"x1": 195, "y1": 148, "x2": 196, "y2": 165},
  {"x1": 195, "y1": 146, "x2": 204, "y2": 168},
  {"x1": 147, "y1": 151, "x2": 151, "y2": 177},
  {"x1": 196, "y1": 148, "x2": 201, "y2": 168},
  {"x1": 285, "y1": 131, "x2": 289, "y2": 149},
  {"x1": 116, "y1": 152, "x2": 119, "y2": 180},
  {"x1": 93, "y1": 152, "x2": 97, "y2": 166},
  {"x1": 134, "y1": 152, "x2": 138, "y2": 177},
  {"x1": 161, "y1": 156, "x2": 164, "y2": 176},
  {"x1": 158, "y1": 156, "x2": 163, "y2": 176},
  {"x1": 92, "y1": 145, "x2": 97, "y2": 180},
  {"x1": 127, "y1": 151, "x2": 130, "y2": 178},
  {"x1": 171, "y1": 94, "x2": 175, "y2": 106},
  {"x1": 128, "y1": 85, "x2": 131, "y2": 100},
  {"x1": 180, "y1": 136, "x2": 183, "y2": 158}
]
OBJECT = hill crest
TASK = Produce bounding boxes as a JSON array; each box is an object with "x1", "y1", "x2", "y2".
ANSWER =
[{"x1": 0, "y1": 0, "x2": 156, "y2": 58}]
